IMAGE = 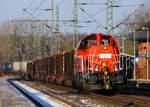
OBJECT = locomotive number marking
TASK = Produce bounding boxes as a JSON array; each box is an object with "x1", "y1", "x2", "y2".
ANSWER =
[{"x1": 99, "y1": 54, "x2": 112, "y2": 59}]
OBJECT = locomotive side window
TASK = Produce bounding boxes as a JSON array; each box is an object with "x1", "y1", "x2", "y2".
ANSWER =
[
  {"x1": 111, "y1": 41, "x2": 116, "y2": 46},
  {"x1": 102, "y1": 37, "x2": 109, "y2": 45},
  {"x1": 79, "y1": 40, "x2": 88, "y2": 49}
]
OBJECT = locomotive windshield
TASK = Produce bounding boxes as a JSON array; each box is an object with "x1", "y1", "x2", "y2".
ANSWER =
[
  {"x1": 87, "y1": 40, "x2": 97, "y2": 45},
  {"x1": 79, "y1": 39, "x2": 96, "y2": 49},
  {"x1": 79, "y1": 35, "x2": 97, "y2": 49}
]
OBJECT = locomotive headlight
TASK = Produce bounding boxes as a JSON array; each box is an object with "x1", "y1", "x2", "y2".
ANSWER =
[
  {"x1": 95, "y1": 65, "x2": 99, "y2": 72},
  {"x1": 114, "y1": 65, "x2": 118, "y2": 72}
]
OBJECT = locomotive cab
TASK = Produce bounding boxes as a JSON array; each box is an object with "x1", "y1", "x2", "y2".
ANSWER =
[
  {"x1": 77, "y1": 33, "x2": 119, "y2": 73},
  {"x1": 74, "y1": 33, "x2": 124, "y2": 90}
]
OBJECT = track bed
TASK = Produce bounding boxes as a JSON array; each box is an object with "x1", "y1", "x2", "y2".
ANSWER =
[{"x1": 19, "y1": 80, "x2": 150, "y2": 107}]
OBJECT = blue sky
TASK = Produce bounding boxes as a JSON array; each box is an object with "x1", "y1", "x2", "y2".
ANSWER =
[{"x1": 0, "y1": 0, "x2": 148, "y2": 34}]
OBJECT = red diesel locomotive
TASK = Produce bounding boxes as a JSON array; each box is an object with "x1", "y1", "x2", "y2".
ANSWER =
[{"x1": 74, "y1": 33, "x2": 124, "y2": 90}]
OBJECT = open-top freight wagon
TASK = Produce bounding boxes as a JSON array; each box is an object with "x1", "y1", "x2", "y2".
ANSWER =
[
  {"x1": 26, "y1": 51, "x2": 74, "y2": 87},
  {"x1": 25, "y1": 33, "x2": 126, "y2": 90}
]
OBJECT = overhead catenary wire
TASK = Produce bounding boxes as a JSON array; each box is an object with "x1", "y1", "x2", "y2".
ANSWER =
[
  {"x1": 25, "y1": 0, "x2": 36, "y2": 10},
  {"x1": 77, "y1": 3, "x2": 106, "y2": 5},
  {"x1": 12, "y1": 19, "x2": 76, "y2": 23},
  {"x1": 80, "y1": 7, "x2": 105, "y2": 22},
  {"x1": 23, "y1": 8, "x2": 52, "y2": 11},
  {"x1": 79, "y1": 7, "x2": 106, "y2": 30},
  {"x1": 113, "y1": 4, "x2": 145, "y2": 7},
  {"x1": 111, "y1": 4, "x2": 144, "y2": 31},
  {"x1": 78, "y1": 0, "x2": 126, "y2": 34},
  {"x1": 22, "y1": 0, "x2": 113, "y2": 34},
  {"x1": 22, "y1": 9, "x2": 55, "y2": 32},
  {"x1": 32, "y1": 0, "x2": 47, "y2": 14},
  {"x1": 22, "y1": 0, "x2": 145, "y2": 34}
]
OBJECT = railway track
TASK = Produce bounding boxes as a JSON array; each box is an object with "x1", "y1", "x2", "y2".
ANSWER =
[
  {"x1": 18, "y1": 80, "x2": 150, "y2": 107},
  {"x1": 114, "y1": 94, "x2": 150, "y2": 107},
  {"x1": 91, "y1": 93, "x2": 150, "y2": 107}
]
